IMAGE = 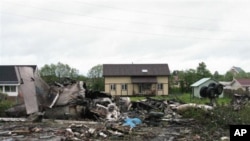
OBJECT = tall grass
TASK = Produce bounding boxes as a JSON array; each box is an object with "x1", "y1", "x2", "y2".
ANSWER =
[{"x1": 129, "y1": 94, "x2": 248, "y2": 140}]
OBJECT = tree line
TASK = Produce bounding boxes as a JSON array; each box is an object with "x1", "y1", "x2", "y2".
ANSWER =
[
  {"x1": 170, "y1": 62, "x2": 250, "y2": 93},
  {"x1": 39, "y1": 62, "x2": 250, "y2": 93}
]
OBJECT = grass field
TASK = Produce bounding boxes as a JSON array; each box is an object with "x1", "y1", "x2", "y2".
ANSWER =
[{"x1": 130, "y1": 93, "x2": 232, "y2": 105}]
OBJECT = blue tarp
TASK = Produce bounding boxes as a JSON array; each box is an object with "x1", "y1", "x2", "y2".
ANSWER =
[{"x1": 123, "y1": 118, "x2": 142, "y2": 128}]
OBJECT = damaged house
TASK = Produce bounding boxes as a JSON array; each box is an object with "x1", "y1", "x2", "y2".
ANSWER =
[
  {"x1": 0, "y1": 65, "x2": 49, "y2": 115},
  {"x1": 103, "y1": 64, "x2": 170, "y2": 96}
]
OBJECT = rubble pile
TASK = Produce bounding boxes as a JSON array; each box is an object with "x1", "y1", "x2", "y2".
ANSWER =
[
  {"x1": 1, "y1": 80, "x2": 228, "y2": 140},
  {"x1": 231, "y1": 93, "x2": 250, "y2": 111}
]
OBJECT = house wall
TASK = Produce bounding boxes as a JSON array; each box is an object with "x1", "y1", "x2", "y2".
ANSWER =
[
  {"x1": 105, "y1": 77, "x2": 133, "y2": 96},
  {"x1": 157, "y1": 76, "x2": 169, "y2": 95},
  {"x1": 231, "y1": 81, "x2": 244, "y2": 90},
  {"x1": 104, "y1": 76, "x2": 169, "y2": 96},
  {"x1": 0, "y1": 85, "x2": 19, "y2": 96}
]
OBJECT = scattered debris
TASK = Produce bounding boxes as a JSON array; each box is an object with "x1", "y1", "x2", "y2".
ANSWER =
[
  {"x1": 231, "y1": 93, "x2": 250, "y2": 111},
  {"x1": 173, "y1": 103, "x2": 214, "y2": 112},
  {"x1": 2, "y1": 79, "x2": 231, "y2": 140}
]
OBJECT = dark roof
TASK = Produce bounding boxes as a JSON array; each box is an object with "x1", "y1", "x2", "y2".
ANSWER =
[
  {"x1": 103, "y1": 64, "x2": 170, "y2": 76},
  {"x1": 0, "y1": 65, "x2": 37, "y2": 85},
  {"x1": 0, "y1": 66, "x2": 18, "y2": 84},
  {"x1": 231, "y1": 66, "x2": 244, "y2": 73}
]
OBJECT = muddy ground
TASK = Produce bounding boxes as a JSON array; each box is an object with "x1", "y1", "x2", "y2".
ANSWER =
[{"x1": 0, "y1": 118, "x2": 229, "y2": 141}]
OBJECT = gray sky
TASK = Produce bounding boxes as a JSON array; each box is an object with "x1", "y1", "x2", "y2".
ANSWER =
[{"x1": 1, "y1": 0, "x2": 250, "y2": 75}]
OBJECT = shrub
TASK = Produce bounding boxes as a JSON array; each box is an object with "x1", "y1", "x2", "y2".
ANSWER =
[
  {"x1": 0, "y1": 92, "x2": 14, "y2": 117},
  {"x1": 0, "y1": 92, "x2": 7, "y2": 102}
]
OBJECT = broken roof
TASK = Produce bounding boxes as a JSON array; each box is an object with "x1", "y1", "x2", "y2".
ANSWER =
[
  {"x1": 0, "y1": 65, "x2": 37, "y2": 85},
  {"x1": 103, "y1": 64, "x2": 170, "y2": 76}
]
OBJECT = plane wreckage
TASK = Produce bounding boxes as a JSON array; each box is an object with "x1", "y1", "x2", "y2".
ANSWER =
[{"x1": 5, "y1": 72, "x2": 216, "y2": 122}]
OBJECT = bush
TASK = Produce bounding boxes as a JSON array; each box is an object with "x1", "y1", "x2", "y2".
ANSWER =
[
  {"x1": 0, "y1": 93, "x2": 14, "y2": 117},
  {"x1": 0, "y1": 92, "x2": 7, "y2": 102},
  {"x1": 0, "y1": 100, "x2": 13, "y2": 117}
]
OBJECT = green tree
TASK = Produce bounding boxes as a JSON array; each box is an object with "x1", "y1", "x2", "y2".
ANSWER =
[
  {"x1": 184, "y1": 69, "x2": 197, "y2": 92},
  {"x1": 176, "y1": 69, "x2": 197, "y2": 93},
  {"x1": 213, "y1": 71, "x2": 224, "y2": 81},
  {"x1": 40, "y1": 62, "x2": 80, "y2": 84},
  {"x1": 196, "y1": 62, "x2": 212, "y2": 80},
  {"x1": 87, "y1": 64, "x2": 104, "y2": 91},
  {"x1": 235, "y1": 71, "x2": 249, "y2": 79},
  {"x1": 224, "y1": 71, "x2": 234, "y2": 81}
]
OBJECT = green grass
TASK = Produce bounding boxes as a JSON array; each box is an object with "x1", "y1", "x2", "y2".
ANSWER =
[{"x1": 130, "y1": 93, "x2": 231, "y2": 106}]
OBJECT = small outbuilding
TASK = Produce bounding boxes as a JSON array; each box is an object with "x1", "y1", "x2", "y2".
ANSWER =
[{"x1": 191, "y1": 78, "x2": 223, "y2": 98}]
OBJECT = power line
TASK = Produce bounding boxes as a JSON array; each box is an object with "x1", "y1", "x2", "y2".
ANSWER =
[
  {"x1": 2, "y1": 1, "x2": 247, "y2": 33},
  {"x1": 1, "y1": 11, "x2": 249, "y2": 42},
  {"x1": 71, "y1": 0, "x2": 223, "y2": 22}
]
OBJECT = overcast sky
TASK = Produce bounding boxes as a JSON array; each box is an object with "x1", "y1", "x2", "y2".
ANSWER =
[{"x1": 1, "y1": 0, "x2": 250, "y2": 75}]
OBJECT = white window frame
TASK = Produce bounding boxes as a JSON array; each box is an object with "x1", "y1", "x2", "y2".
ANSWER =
[
  {"x1": 110, "y1": 84, "x2": 116, "y2": 90},
  {"x1": 157, "y1": 83, "x2": 163, "y2": 90},
  {"x1": 122, "y1": 84, "x2": 127, "y2": 91},
  {"x1": 5, "y1": 86, "x2": 16, "y2": 92}
]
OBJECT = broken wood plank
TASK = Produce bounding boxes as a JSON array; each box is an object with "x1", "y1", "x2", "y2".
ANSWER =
[{"x1": 0, "y1": 118, "x2": 27, "y2": 122}]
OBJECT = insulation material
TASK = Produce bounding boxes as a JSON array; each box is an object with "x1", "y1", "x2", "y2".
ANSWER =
[
  {"x1": 55, "y1": 83, "x2": 79, "y2": 106},
  {"x1": 18, "y1": 67, "x2": 39, "y2": 114}
]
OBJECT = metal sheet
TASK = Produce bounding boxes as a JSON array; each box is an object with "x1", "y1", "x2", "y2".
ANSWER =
[{"x1": 18, "y1": 67, "x2": 39, "y2": 114}]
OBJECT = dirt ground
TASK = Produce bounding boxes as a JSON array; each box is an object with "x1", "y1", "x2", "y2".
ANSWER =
[{"x1": 0, "y1": 118, "x2": 229, "y2": 141}]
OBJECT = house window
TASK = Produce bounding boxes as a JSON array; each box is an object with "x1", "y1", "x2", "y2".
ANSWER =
[
  {"x1": 122, "y1": 84, "x2": 127, "y2": 91},
  {"x1": 157, "y1": 83, "x2": 163, "y2": 90},
  {"x1": 0, "y1": 86, "x2": 3, "y2": 92},
  {"x1": 110, "y1": 84, "x2": 116, "y2": 90},
  {"x1": 5, "y1": 86, "x2": 16, "y2": 92}
]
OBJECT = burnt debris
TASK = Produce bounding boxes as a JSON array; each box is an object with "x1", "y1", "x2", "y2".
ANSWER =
[{"x1": 2, "y1": 79, "x2": 230, "y2": 140}]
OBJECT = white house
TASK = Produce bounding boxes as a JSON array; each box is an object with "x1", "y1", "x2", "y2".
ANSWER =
[
  {"x1": 191, "y1": 78, "x2": 223, "y2": 98},
  {"x1": 0, "y1": 65, "x2": 49, "y2": 114}
]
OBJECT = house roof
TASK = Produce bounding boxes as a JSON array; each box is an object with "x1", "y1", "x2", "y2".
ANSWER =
[
  {"x1": 231, "y1": 66, "x2": 244, "y2": 73},
  {"x1": 0, "y1": 66, "x2": 19, "y2": 84},
  {"x1": 103, "y1": 64, "x2": 170, "y2": 76},
  {"x1": 0, "y1": 65, "x2": 37, "y2": 85},
  {"x1": 235, "y1": 78, "x2": 250, "y2": 86},
  {"x1": 191, "y1": 78, "x2": 212, "y2": 87}
]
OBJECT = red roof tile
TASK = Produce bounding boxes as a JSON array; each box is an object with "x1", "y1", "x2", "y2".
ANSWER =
[{"x1": 235, "y1": 78, "x2": 250, "y2": 86}]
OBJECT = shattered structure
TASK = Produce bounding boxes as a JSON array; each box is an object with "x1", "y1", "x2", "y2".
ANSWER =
[
  {"x1": 2, "y1": 75, "x2": 233, "y2": 140},
  {"x1": 2, "y1": 65, "x2": 50, "y2": 116}
]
